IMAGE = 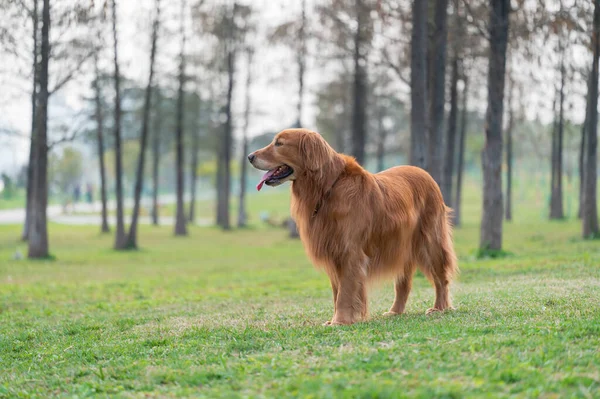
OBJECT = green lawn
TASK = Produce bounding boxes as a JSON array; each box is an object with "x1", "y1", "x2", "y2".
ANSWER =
[
  {"x1": 1, "y1": 181, "x2": 599, "y2": 398},
  {"x1": 0, "y1": 191, "x2": 26, "y2": 210}
]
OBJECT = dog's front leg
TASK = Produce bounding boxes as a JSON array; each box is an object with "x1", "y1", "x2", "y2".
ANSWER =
[{"x1": 330, "y1": 255, "x2": 368, "y2": 326}]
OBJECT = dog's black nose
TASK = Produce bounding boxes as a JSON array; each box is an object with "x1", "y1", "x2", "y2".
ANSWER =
[{"x1": 248, "y1": 153, "x2": 255, "y2": 163}]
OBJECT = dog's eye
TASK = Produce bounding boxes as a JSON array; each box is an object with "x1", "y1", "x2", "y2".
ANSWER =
[{"x1": 274, "y1": 141, "x2": 283, "y2": 147}]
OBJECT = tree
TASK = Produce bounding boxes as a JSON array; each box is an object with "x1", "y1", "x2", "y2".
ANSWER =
[
  {"x1": 428, "y1": 0, "x2": 449, "y2": 186},
  {"x1": 582, "y1": 0, "x2": 600, "y2": 238},
  {"x1": 237, "y1": 48, "x2": 253, "y2": 228},
  {"x1": 126, "y1": 0, "x2": 161, "y2": 248},
  {"x1": 269, "y1": 0, "x2": 307, "y2": 237},
  {"x1": 410, "y1": 0, "x2": 428, "y2": 169},
  {"x1": 505, "y1": 74, "x2": 514, "y2": 221},
  {"x1": 28, "y1": 0, "x2": 49, "y2": 258},
  {"x1": 578, "y1": 87, "x2": 588, "y2": 219},
  {"x1": 174, "y1": 0, "x2": 188, "y2": 236},
  {"x1": 480, "y1": 0, "x2": 510, "y2": 252},
  {"x1": 22, "y1": 0, "x2": 39, "y2": 242},
  {"x1": 215, "y1": 2, "x2": 237, "y2": 230},
  {"x1": 111, "y1": 0, "x2": 127, "y2": 249},
  {"x1": 188, "y1": 93, "x2": 200, "y2": 224},
  {"x1": 151, "y1": 89, "x2": 163, "y2": 226},
  {"x1": 549, "y1": 42, "x2": 566, "y2": 220},
  {"x1": 351, "y1": 0, "x2": 368, "y2": 165},
  {"x1": 442, "y1": 47, "x2": 459, "y2": 207},
  {"x1": 21, "y1": 0, "x2": 92, "y2": 241},
  {"x1": 454, "y1": 69, "x2": 468, "y2": 227},
  {"x1": 93, "y1": 53, "x2": 110, "y2": 233}
]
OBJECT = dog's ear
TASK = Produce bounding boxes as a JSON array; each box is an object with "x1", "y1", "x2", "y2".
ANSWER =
[{"x1": 300, "y1": 132, "x2": 331, "y2": 171}]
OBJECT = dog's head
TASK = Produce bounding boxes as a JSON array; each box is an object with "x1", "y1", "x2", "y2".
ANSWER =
[{"x1": 248, "y1": 128, "x2": 334, "y2": 191}]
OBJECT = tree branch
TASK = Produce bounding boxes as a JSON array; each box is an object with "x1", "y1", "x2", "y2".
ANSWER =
[
  {"x1": 462, "y1": 0, "x2": 490, "y2": 40},
  {"x1": 380, "y1": 47, "x2": 410, "y2": 86},
  {"x1": 49, "y1": 51, "x2": 95, "y2": 96},
  {"x1": 47, "y1": 113, "x2": 89, "y2": 150}
]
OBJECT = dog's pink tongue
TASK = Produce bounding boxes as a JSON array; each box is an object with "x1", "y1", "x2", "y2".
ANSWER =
[{"x1": 256, "y1": 169, "x2": 276, "y2": 191}]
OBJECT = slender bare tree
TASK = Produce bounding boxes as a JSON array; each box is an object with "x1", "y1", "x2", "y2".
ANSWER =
[
  {"x1": 238, "y1": 48, "x2": 253, "y2": 228},
  {"x1": 93, "y1": 53, "x2": 110, "y2": 233},
  {"x1": 427, "y1": 0, "x2": 449, "y2": 185},
  {"x1": 480, "y1": 0, "x2": 510, "y2": 252},
  {"x1": 151, "y1": 90, "x2": 162, "y2": 226},
  {"x1": 216, "y1": 2, "x2": 237, "y2": 230},
  {"x1": 351, "y1": 0, "x2": 368, "y2": 165},
  {"x1": 127, "y1": 0, "x2": 161, "y2": 248},
  {"x1": 442, "y1": 53, "x2": 459, "y2": 207},
  {"x1": 188, "y1": 93, "x2": 200, "y2": 224},
  {"x1": 549, "y1": 48, "x2": 565, "y2": 220},
  {"x1": 174, "y1": 0, "x2": 188, "y2": 236},
  {"x1": 410, "y1": 0, "x2": 428, "y2": 169},
  {"x1": 23, "y1": 0, "x2": 39, "y2": 242},
  {"x1": 28, "y1": 0, "x2": 50, "y2": 258},
  {"x1": 582, "y1": 0, "x2": 600, "y2": 238},
  {"x1": 505, "y1": 74, "x2": 514, "y2": 221},
  {"x1": 454, "y1": 69, "x2": 468, "y2": 227},
  {"x1": 111, "y1": 0, "x2": 127, "y2": 249}
]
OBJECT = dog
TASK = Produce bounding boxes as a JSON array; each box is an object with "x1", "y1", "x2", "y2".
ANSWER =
[{"x1": 248, "y1": 128, "x2": 458, "y2": 325}]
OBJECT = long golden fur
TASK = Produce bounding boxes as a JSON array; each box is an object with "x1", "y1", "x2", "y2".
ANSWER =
[{"x1": 249, "y1": 128, "x2": 458, "y2": 325}]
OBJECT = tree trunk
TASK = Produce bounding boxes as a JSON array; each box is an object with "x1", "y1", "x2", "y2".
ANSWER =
[
  {"x1": 23, "y1": 0, "x2": 38, "y2": 242},
  {"x1": 410, "y1": 0, "x2": 428, "y2": 169},
  {"x1": 550, "y1": 55, "x2": 565, "y2": 220},
  {"x1": 151, "y1": 90, "x2": 162, "y2": 226},
  {"x1": 505, "y1": 75, "x2": 514, "y2": 221},
  {"x1": 480, "y1": 0, "x2": 509, "y2": 252},
  {"x1": 427, "y1": 0, "x2": 448, "y2": 185},
  {"x1": 296, "y1": 0, "x2": 306, "y2": 128},
  {"x1": 238, "y1": 49, "x2": 253, "y2": 228},
  {"x1": 287, "y1": 3, "x2": 307, "y2": 239},
  {"x1": 454, "y1": 71, "x2": 468, "y2": 227},
  {"x1": 111, "y1": 0, "x2": 127, "y2": 249},
  {"x1": 577, "y1": 79, "x2": 592, "y2": 219},
  {"x1": 216, "y1": 4, "x2": 235, "y2": 230},
  {"x1": 583, "y1": 0, "x2": 600, "y2": 238},
  {"x1": 94, "y1": 54, "x2": 110, "y2": 233},
  {"x1": 442, "y1": 53, "x2": 458, "y2": 206},
  {"x1": 126, "y1": 0, "x2": 160, "y2": 248},
  {"x1": 174, "y1": 0, "x2": 188, "y2": 236},
  {"x1": 28, "y1": 0, "x2": 49, "y2": 259},
  {"x1": 188, "y1": 101, "x2": 199, "y2": 224},
  {"x1": 351, "y1": 0, "x2": 367, "y2": 166}
]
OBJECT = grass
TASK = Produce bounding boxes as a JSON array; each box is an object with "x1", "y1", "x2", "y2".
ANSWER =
[
  {"x1": 1, "y1": 180, "x2": 599, "y2": 398},
  {"x1": 0, "y1": 191, "x2": 26, "y2": 210}
]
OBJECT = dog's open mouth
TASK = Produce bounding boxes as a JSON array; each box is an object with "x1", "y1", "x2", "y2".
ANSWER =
[{"x1": 256, "y1": 164, "x2": 294, "y2": 191}]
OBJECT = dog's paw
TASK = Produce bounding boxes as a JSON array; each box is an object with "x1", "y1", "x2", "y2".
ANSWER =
[
  {"x1": 323, "y1": 320, "x2": 332, "y2": 326},
  {"x1": 383, "y1": 311, "x2": 401, "y2": 317},
  {"x1": 426, "y1": 306, "x2": 455, "y2": 315},
  {"x1": 329, "y1": 318, "x2": 353, "y2": 326}
]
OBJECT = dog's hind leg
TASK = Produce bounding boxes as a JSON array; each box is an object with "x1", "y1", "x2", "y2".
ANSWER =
[
  {"x1": 383, "y1": 267, "x2": 415, "y2": 316},
  {"x1": 323, "y1": 275, "x2": 340, "y2": 326},
  {"x1": 424, "y1": 217, "x2": 457, "y2": 314}
]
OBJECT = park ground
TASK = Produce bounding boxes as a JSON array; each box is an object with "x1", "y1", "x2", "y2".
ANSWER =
[{"x1": 0, "y1": 180, "x2": 599, "y2": 398}]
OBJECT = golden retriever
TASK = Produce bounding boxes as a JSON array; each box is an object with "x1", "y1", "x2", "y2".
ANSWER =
[{"x1": 248, "y1": 128, "x2": 458, "y2": 325}]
